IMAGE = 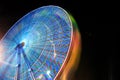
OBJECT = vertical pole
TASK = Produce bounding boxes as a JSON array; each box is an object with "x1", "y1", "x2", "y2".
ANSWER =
[
  {"x1": 22, "y1": 49, "x2": 35, "y2": 80},
  {"x1": 15, "y1": 49, "x2": 21, "y2": 80}
]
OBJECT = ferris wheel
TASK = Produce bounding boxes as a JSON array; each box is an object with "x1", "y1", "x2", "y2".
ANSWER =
[{"x1": 0, "y1": 5, "x2": 73, "y2": 80}]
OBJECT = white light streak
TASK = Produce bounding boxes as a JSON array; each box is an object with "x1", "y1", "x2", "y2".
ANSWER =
[
  {"x1": 47, "y1": 70, "x2": 50, "y2": 75},
  {"x1": 54, "y1": 52, "x2": 57, "y2": 58}
]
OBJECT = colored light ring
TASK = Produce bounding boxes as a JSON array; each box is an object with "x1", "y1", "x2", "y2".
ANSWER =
[
  {"x1": 0, "y1": 6, "x2": 73, "y2": 80},
  {"x1": 55, "y1": 13, "x2": 81, "y2": 80}
]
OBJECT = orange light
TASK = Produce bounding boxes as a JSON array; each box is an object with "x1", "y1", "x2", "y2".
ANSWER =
[{"x1": 55, "y1": 13, "x2": 81, "y2": 80}]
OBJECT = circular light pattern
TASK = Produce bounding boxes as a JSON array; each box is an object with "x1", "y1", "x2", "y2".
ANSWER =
[{"x1": 0, "y1": 5, "x2": 73, "y2": 80}]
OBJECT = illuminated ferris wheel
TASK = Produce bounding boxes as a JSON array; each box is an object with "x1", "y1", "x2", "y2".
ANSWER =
[{"x1": 0, "y1": 5, "x2": 73, "y2": 80}]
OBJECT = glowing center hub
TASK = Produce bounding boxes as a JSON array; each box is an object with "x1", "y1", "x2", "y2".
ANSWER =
[
  {"x1": 15, "y1": 42, "x2": 25, "y2": 49},
  {"x1": 21, "y1": 42, "x2": 25, "y2": 47}
]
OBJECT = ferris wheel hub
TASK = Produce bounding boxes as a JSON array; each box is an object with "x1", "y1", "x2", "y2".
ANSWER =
[
  {"x1": 21, "y1": 42, "x2": 25, "y2": 47},
  {"x1": 15, "y1": 42, "x2": 25, "y2": 49}
]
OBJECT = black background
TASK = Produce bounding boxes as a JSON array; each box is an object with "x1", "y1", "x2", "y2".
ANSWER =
[{"x1": 0, "y1": 0, "x2": 118, "y2": 80}]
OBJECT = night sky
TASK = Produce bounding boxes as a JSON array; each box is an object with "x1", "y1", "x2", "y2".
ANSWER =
[{"x1": 0, "y1": 0, "x2": 118, "y2": 80}]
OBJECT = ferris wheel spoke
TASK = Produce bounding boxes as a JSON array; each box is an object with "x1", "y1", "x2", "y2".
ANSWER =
[
  {"x1": 4, "y1": 49, "x2": 17, "y2": 61},
  {"x1": 0, "y1": 51, "x2": 16, "y2": 78},
  {"x1": 39, "y1": 36, "x2": 70, "y2": 43}
]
